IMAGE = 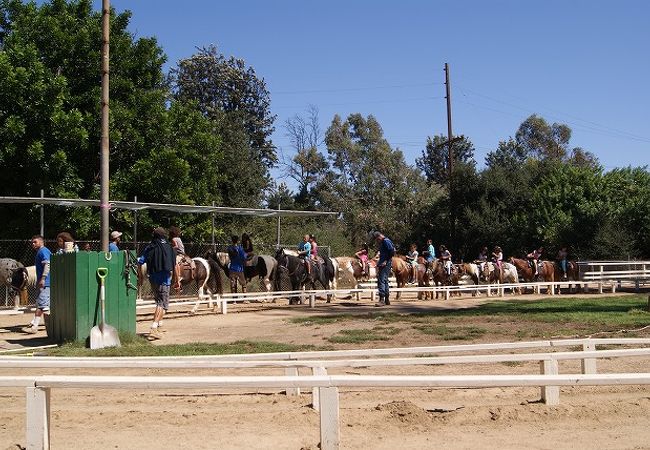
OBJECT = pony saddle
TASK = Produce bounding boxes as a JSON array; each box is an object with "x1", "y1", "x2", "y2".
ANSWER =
[{"x1": 177, "y1": 255, "x2": 196, "y2": 281}]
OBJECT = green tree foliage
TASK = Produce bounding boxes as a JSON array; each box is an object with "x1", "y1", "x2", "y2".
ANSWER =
[
  {"x1": 321, "y1": 113, "x2": 443, "y2": 248},
  {"x1": 416, "y1": 134, "x2": 475, "y2": 185},
  {"x1": 171, "y1": 45, "x2": 276, "y2": 207},
  {"x1": 0, "y1": 0, "x2": 222, "y2": 239}
]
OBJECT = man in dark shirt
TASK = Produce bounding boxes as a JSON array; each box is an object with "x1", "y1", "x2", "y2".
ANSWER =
[
  {"x1": 227, "y1": 235, "x2": 248, "y2": 294},
  {"x1": 373, "y1": 231, "x2": 395, "y2": 306}
]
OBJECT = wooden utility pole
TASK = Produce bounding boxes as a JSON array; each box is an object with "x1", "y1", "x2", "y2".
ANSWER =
[
  {"x1": 444, "y1": 63, "x2": 453, "y2": 181},
  {"x1": 444, "y1": 63, "x2": 455, "y2": 248},
  {"x1": 100, "y1": 0, "x2": 110, "y2": 252}
]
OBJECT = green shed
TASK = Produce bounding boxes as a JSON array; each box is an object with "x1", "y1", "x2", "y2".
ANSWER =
[{"x1": 49, "y1": 251, "x2": 136, "y2": 343}]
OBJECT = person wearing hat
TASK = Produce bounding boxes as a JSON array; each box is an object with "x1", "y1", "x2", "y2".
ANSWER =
[
  {"x1": 138, "y1": 227, "x2": 174, "y2": 340},
  {"x1": 372, "y1": 231, "x2": 395, "y2": 307},
  {"x1": 109, "y1": 231, "x2": 122, "y2": 252}
]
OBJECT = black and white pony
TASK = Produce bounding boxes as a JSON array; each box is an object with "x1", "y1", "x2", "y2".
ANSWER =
[
  {"x1": 1, "y1": 258, "x2": 35, "y2": 307},
  {"x1": 137, "y1": 255, "x2": 224, "y2": 314},
  {"x1": 274, "y1": 248, "x2": 336, "y2": 305},
  {"x1": 207, "y1": 251, "x2": 277, "y2": 294}
]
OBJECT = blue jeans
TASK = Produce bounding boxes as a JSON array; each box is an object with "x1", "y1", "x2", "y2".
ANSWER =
[{"x1": 377, "y1": 260, "x2": 392, "y2": 300}]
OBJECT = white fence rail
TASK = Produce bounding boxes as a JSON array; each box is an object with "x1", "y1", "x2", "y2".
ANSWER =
[
  {"x1": 4, "y1": 371, "x2": 650, "y2": 450},
  {"x1": 3, "y1": 338, "x2": 650, "y2": 449}
]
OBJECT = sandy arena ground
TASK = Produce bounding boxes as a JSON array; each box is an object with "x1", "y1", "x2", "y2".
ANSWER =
[{"x1": 1, "y1": 292, "x2": 649, "y2": 449}]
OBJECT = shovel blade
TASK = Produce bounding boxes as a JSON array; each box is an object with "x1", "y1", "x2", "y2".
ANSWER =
[{"x1": 89, "y1": 324, "x2": 121, "y2": 349}]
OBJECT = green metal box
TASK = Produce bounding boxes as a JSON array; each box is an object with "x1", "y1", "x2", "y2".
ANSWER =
[{"x1": 49, "y1": 251, "x2": 136, "y2": 343}]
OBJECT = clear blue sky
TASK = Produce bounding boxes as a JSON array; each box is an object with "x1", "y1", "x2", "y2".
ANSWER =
[{"x1": 95, "y1": 0, "x2": 649, "y2": 183}]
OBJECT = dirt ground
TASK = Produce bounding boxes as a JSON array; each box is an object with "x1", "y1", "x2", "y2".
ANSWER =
[{"x1": 1, "y1": 292, "x2": 650, "y2": 449}]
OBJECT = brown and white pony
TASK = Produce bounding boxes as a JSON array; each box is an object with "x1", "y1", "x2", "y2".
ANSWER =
[
  {"x1": 430, "y1": 260, "x2": 460, "y2": 299},
  {"x1": 509, "y1": 257, "x2": 555, "y2": 295},
  {"x1": 391, "y1": 256, "x2": 411, "y2": 300},
  {"x1": 2, "y1": 258, "x2": 35, "y2": 307}
]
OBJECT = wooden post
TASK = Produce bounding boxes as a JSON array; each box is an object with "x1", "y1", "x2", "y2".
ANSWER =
[
  {"x1": 309, "y1": 293, "x2": 316, "y2": 308},
  {"x1": 598, "y1": 265, "x2": 603, "y2": 294},
  {"x1": 221, "y1": 298, "x2": 228, "y2": 315},
  {"x1": 312, "y1": 366, "x2": 328, "y2": 411},
  {"x1": 26, "y1": 386, "x2": 50, "y2": 450},
  {"x1": 540, "y1": 359, "x2": 559, "y2": 405},
  {"x1": 285, "y1": 367, "x2": 300, "y2": 396},
  {"x1": 319, "y1": 386, "x2": 340, "y2": 450},
  {"x1": 581, "y1": 341, "x2": 597, "y2": 374}
]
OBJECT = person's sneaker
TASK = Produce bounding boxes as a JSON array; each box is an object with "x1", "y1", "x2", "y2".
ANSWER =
[
  {"x1": 147, "y1": 329, "x2": 162, "y2": 341},
  {"x1": 22, "y1": 325, "x2": 38, "y2": 334},
  {"x1": 375, "y1": 299, "x2": 385, "y2": 307}
]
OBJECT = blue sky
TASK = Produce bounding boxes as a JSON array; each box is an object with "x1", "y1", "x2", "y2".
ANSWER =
[{"x1": 94, "y1": 0, "x2": 649, "y2": 184}]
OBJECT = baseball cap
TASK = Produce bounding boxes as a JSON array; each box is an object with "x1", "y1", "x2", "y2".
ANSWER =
[{"x1": 110, "y1": 231, "x2": 123, "y2": 239}]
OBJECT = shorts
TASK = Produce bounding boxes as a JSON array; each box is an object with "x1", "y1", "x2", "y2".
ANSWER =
[
  {"x1": 36, "y1": 287, "x2": 50, "y2": 311},
  {"x1": 229, "y1": 271, "x2": 246, "y2": 288},
  {"x1": 151, "y1": 283, "x2": 170, "y2": 310}
]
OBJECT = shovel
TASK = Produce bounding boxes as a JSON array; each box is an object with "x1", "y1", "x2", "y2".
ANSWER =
[{"x1": 90, "y1": 267, "x2": 121, "y2": 349}]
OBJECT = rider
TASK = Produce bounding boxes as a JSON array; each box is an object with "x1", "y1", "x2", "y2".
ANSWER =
[
  {"x1": 298, "y1": 234, "x2": 312, "y2": 274},
  {"x1": 491, "y1": 246, "x2": 503, "y2": 271},
  {"x1": 309, "y1": 234, "x2": 319, "y2": 261},
  {"x1": 405, "y1": 243, "x2": 419, "y2": 283},
  {"x1": 439, "y1": 245, "x2": 452, "y2": 276},
  {"x1": 355, "y1": 243, "x2": 370, "y2": 278},
  {"x1": 527, "y1": 246, "x2": 544, "y2": 278},
  {"x1": 227, "y1": 235, "x2": 248, "y2": 294},
  {"x1": 556, "y1": 246, "x2": 569, "y2": 280},
  {"x1": 241, "y1": 233, "x2": 254, "y2": 264},
  {"x1": 422, "y1": 239, "x2": 436, "y2": 270},
  {"x1": 169, "y1": 226, "x2": 188, "y2": 291},
  {"x1": 476, "y1": 246, "x2": 489, "y2": 272}
]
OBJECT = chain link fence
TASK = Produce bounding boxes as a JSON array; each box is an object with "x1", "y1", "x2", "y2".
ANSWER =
[{"x1": 1, "y1": 239, "x2": 331, "y2": 308}]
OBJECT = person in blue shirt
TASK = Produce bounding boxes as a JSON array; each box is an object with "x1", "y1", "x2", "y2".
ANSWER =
[
  {"x1": 423, "y1": 238, "x2": 436, "y2": 270},
  {"x1": 227, "y1": 235, "x2": 248, "y2": 294},
  {"x1": 109, "y1": 231, "x2": 122, "y2": 252},
  {"x1": 373, "y1": 231, "x2": 395, "y2": 306},
  {"x1": 138, "y1": 227, "x2": 174, "y2": 341},
  {"x1": 23, "y1": 235, "x2": 51, "y2": 334},
  {"x1": 298, "y1": 234, "x2": 312, "y2": 274}
]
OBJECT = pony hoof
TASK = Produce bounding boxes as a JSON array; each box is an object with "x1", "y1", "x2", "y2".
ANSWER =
[{"x1": 188, "y1": 310, "x2": 197, "y2": 315}]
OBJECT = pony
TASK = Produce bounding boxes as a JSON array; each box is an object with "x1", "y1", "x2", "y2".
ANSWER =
[
  {"x1": 509, "y1": 257, "x2": 555, "y2": 295},
  {"x1": 274, "y1": 248, "x2": 333, "y2": 304},
  {"x1": 137, "y1": 255, "x2": 223, "y2": 314},
  {"x1": 391, "y1": 256, "x2": 411, "y2": 300},
  {"x1": 458, "y1": 263, "x2": 481, "y2": 296},
  {"x1": 337, "y1": 256, "x2": 378, "y2": 301},
  {"x1": 212, "y1": 252, "x2": 278, "y2": 294},
  {"x1": 553, "y1": 260, "x2": 581, "y2": 294},
  {"x1": 415, "y1": 256, "x2": 433, "y2": 300},
  {"x1": 1, "y1": 258, "x2": 34, "y2": 307},
  {"x1": 501, "y1": 262, "x2": 521, "y2": 295},
  {"x1": 429, "y1": 260, "x2": 460, "y2": 299}
]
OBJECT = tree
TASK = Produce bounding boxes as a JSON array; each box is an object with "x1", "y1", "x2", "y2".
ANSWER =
[
  {"x1": 416, "y1": 134, "x2": 475, "y2": 186},
  {"x1": 322, "y1": 113, "x2": 443, "y2": 247},
  {"x1": 485, "y1": 138, "x2": 529, "y2": 171},
  {"x1": 171, "y1": 45, "x2": 277, "y2": 207},
  {"x1": 0, "y1": 0, "x2": 225, "y2": 239},
  {"x1": 282, "y1": 105, "x2": 328, "y2": 208}
]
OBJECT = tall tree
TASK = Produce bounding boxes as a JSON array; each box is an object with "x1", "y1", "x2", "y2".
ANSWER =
[
  {"x1": 282, "y1": 105, "x2": 328, "y2": 208},
  {"x1": 416, "y1": 134, "x2": 475, "y2": 186},
  {"x1": 171, "y1": 45, "x2": 277, "y2": 207},
  {"x1": 322, "y1": 113, "x2": 443, "y2": 247}
]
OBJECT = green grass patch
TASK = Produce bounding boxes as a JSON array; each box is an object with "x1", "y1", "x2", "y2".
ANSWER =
[
  {"x1": 327, "y1": 328, "x2": 393, "y2": 344},
  {"x1": 46, "y1": 336, "x2": 320, "y2": 357},
  {"x1": 413, "y1": 325, "x2": 487, "y2": 340}
]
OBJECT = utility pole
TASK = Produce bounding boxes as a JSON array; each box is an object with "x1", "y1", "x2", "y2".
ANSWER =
[
  {"x1": 444, "y1": 63, "x2": 456, "y2": 249},
  {"x1": 100, "y1": 0, "x2": 110, "y2": 252},
  {"x1": 444, "y1": 63, "x2": 453, "y2": 182}
]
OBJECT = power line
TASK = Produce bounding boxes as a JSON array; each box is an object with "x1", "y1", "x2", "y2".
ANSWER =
[
  {"x1": 273, "y1": 82, "x2": 441, "y2": 95},
  {"x1": 273, "y1": 96, "x2": 445, "y2": 110}
]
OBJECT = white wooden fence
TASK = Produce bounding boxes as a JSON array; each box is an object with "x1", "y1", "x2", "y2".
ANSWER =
[{"x1": 2, "y1": 338, "x2": 650, "y2": 450}]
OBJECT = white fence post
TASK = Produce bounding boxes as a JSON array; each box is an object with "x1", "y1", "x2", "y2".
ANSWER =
[
  {"x1": 221, "y1": 297, "x2": 228, "y2": 315},
  {"x1": 582, "y1": 342, "x2": 597, "y2": 374},
  {"x1": 285, "y1": 367, "x2": 300, "y2": 396},
  {"x1": 598, "y1": 265, "x2": 603, "y2": 294},
  {"x1": 319, "y1": 386, "x2": 340, "y2": 450},
  {"x1": 26, "y1": 386, "x2": 50, "y2": 450},
  {"x1": 312, "y1": 366, "x2": 328, "y2": 411},
  {"x1": 540, "y1": 359, "x2": 559, "y2": 405},
  {"x1": 309, "y1": 293, "x2": 316, "y2": 308}
]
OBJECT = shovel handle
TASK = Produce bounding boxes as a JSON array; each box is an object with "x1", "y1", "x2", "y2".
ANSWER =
[{"x1": 97, "y1": 267, "x2": 108, "y2": 282}]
